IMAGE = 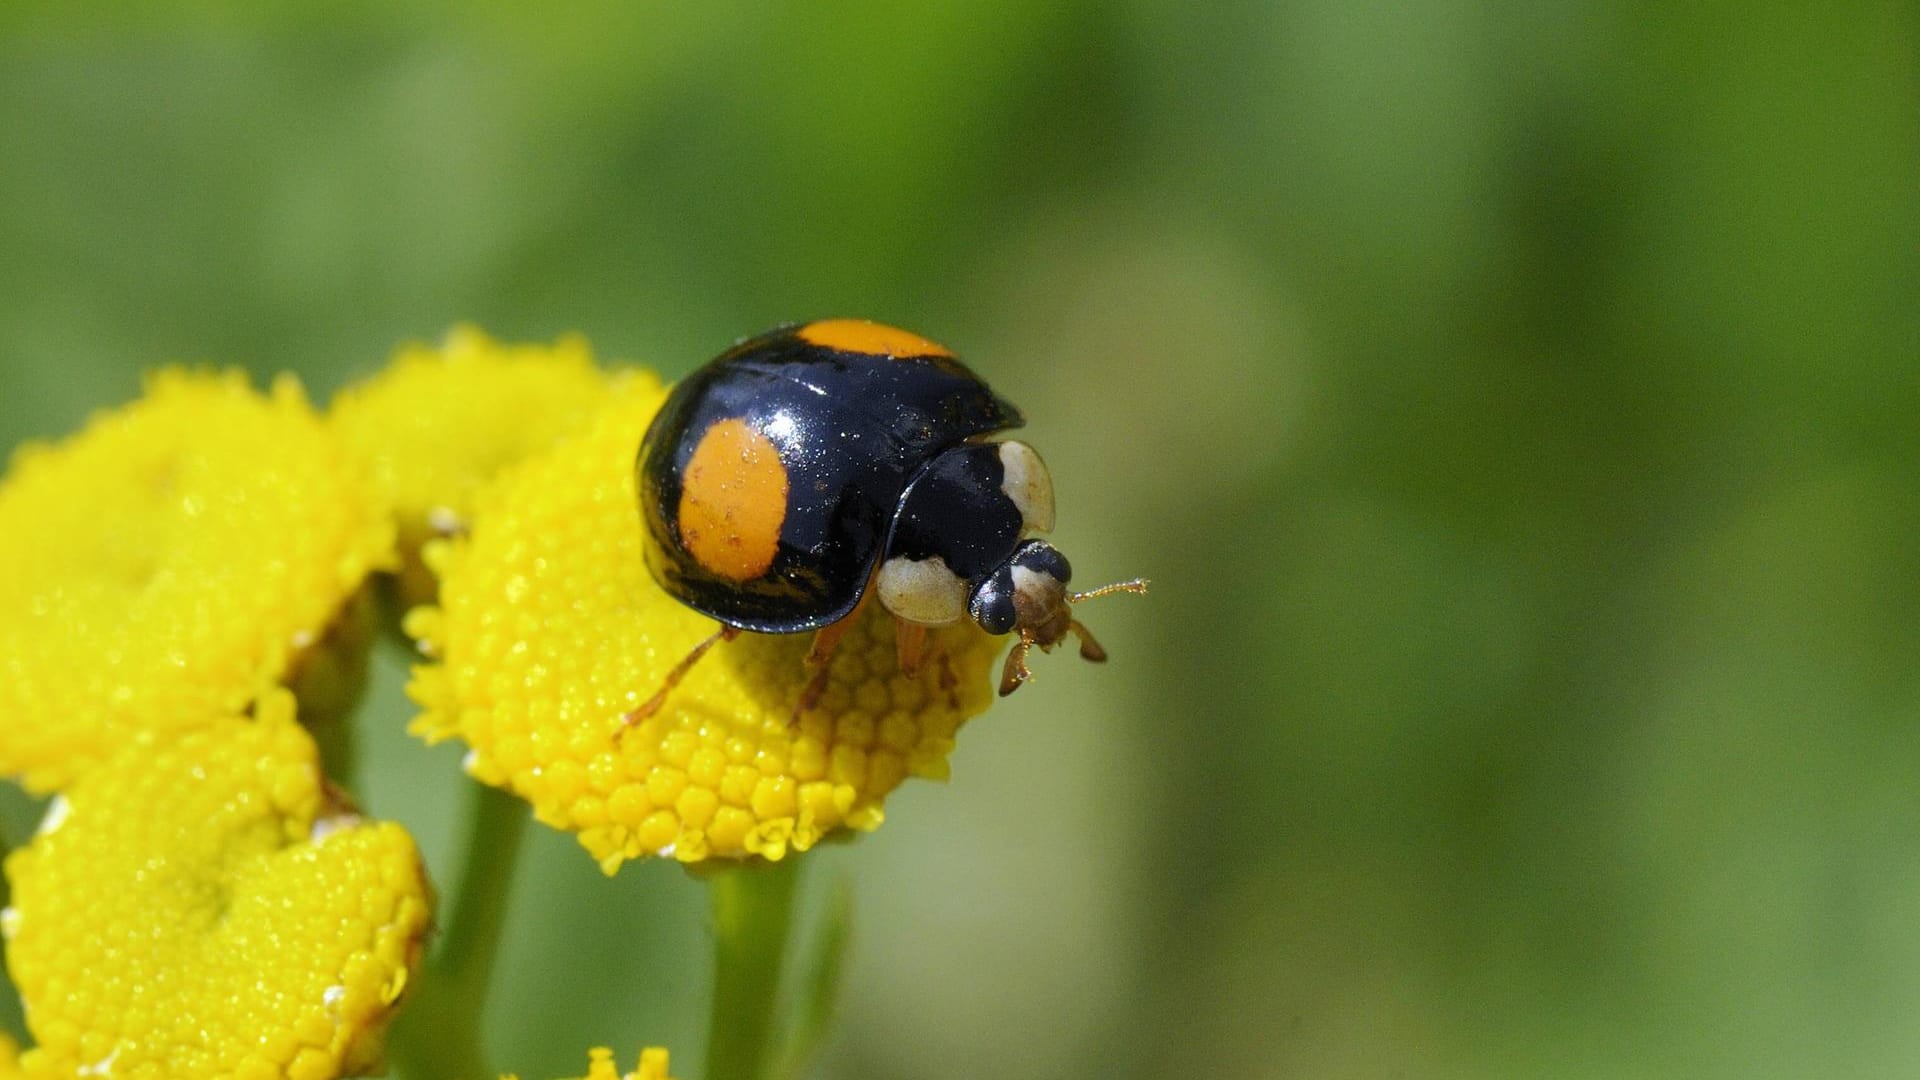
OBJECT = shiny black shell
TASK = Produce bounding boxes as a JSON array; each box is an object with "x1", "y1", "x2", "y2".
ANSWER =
[{"x1": 637, "y1": 322, "x2": 1023, "y2": 633}]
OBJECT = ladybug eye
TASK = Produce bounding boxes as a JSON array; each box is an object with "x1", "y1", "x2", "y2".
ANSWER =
[
  {"x1": 967, "y1": 568, "x2": 1018, "y2": 635},
  {"x1": 1011, "y1": 539, "x2": 1071, "y2": 584},
  {"x1": 996, "y1": 441, "x2": 1054, "y2": 533}
]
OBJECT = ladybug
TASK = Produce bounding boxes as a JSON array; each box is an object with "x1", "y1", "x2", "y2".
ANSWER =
[{"x1": 626, "y1": 318, "x2": 1145, "y2": 722}]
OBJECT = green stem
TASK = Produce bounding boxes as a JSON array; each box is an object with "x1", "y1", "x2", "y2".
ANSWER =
[
  {"x1": 0, "y1": 822, "x2": 20, "y2": 1043},
  {"x1": 294, "y1": 589, "x2": 377, "y2": 794},
  {"x1": 393, "y1": 782, "x2": 529, "y2": 1080},
  {"x1": 435, "y1": 783, "x2": 530, "y2": 988},
  {"x1": 777, "y1": 880, "x2": 852, "y2": 1080},
  {"x1": 704, "y1": 858, "x2": 802, "y2": 1080},
  {"x1": 307, "y1": 709, "x2": 360, "y2": 795}
]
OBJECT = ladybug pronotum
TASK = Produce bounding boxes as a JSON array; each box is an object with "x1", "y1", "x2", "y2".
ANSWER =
[{"x1": 627, "y1": 318, "x2": 1145, "y2": 721}]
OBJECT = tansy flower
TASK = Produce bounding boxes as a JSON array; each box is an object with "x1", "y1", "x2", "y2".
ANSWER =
[
  {"x1": 407, "y1": 374, "x2": 1001, "y2": 872},
  {"x1": 500, "y1": 1046, "x2": 677, "y2": 1080},
  {"x1": 0, "y1": 368, "x2": 392, "y2": 792},
  {"x1": 2, "y1": 692, "x2": 430, "y2": 1080},
  {"x1": 329, "y1": 325, "x2": 613, "y2": 608}
]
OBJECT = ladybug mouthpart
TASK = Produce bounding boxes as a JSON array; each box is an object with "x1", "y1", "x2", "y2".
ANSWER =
[{"x1": 997, "y1": 576, "x2": 1149, "y2": 697}]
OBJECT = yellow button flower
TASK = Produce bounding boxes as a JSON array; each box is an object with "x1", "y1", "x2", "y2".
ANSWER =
[
  {"x1": 0, "y1": 368, "x2": 393, "y2": 792},
  {"x1": 329, "y1": 326, "x2": 613, "y2": 607},
  {"x1": 2, "y1": 692, "x2": 430, "y2": 1080},
  {"x1": 408, "y1": 375, "x2": 1000, "y2": 871},
  {"x1": 500, "y1": 1046, "x2": 677, "y2": 1080}
]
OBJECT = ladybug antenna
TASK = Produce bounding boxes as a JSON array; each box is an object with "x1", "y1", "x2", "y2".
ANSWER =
[
  {"x1": 1070, "y1": 577, "x2": 1150, "y2": 604},
  {"x1": 1064, "y1": 577, "x2": 1147, "y2": 664}
]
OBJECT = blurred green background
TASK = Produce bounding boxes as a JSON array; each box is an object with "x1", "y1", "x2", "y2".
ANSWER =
[{"x1": 1, "y1": 3, "x2": 1917, "y2": 1078}]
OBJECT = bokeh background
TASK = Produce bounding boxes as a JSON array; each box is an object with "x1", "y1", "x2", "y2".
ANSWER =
[{"x1": 1, "y1": 4, "x2": 1917, "y2": 1078}]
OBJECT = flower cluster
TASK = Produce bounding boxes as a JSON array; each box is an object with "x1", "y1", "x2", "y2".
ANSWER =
[
  {"x1": 3, "y1": 693, "x2": 429, "y2": 1079},
  {"x1": 405, "y1": 375, "x2": 1002, "y2": 872},
  {"x1": 0, "y1": 369, "x2": 392, "y2": 793},
  {"x1": 330, "y1": 327, "x2": 612, "y2": 608},
  {"x1": 0, "y1": 324, "x2": 1017, "y2": 1075},
  {"x1": 0, "y1": 365, "x2": 438, "y2": 1079}
]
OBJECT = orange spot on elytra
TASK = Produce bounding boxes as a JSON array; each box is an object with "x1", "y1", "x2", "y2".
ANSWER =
[
  {"x1": 797, "y1": 319, "x2": 952, "y2": 359},
  {"x1": 678, "y1": 418, "x2": 789, "y2": 581}
]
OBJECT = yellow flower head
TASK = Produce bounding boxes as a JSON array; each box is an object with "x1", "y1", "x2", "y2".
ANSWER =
[
  {"x1": 329, "y1": 326, "x2": 612, "y2": 607},
  {"x1": 407, "y1": 375, "x2": 1000, "y2": 871},
  {"x1": 2, "y1": 693, "x2": 430, "y2": 1080},
  {"x1": 0, "y1": 368, "x2": 393, "y2": 792},
  {"x1": 501, "y1": 1046, "x2": 677, "y2": 1080}
]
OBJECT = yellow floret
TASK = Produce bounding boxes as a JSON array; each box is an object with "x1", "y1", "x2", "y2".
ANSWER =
[
  {"x1": 329, "y1": 326, "x2": 615, "y2": 607},
  {"x1": 0, "y1": 368, "x2": 393, "y2": 792},
  {"x1": 500, "y1": 1045, "x2": 677, "y2": 1080},
  {"x1": 2, "y1": 692, "x2": 431, "y2": 1080},
  {"x1": 408, "y1": 375, "x2": 999, "y2": 871}
]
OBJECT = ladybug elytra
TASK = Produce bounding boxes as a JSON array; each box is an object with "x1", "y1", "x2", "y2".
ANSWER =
[{"x1": 627, "y1": 319, "x2": 1144, "y2": 721}]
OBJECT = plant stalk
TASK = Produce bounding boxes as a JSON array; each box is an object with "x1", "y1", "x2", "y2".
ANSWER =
[
  {"x1": 393, "y1": 781, "x2": 529, "y2": 1080},
  {"x1": 704, "y1": 858, "x2": 802, "y2": 1080}
]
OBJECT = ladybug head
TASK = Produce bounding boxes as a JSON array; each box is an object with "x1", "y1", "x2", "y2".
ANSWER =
[{"x1": 967, "y1": 539, "x2": 1148, "y2": 696}]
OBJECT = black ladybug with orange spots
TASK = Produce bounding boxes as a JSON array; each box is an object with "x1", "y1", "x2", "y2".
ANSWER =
[{"x1": 629, "y1": 319, "x2": 1145, "y2": 720}]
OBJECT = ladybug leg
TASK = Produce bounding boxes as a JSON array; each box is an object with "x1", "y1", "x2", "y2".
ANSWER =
[
  {"x1": 793, "y1": 615, "x2": 857, "y2": 721},
  {"x1": 622, "y1": 624, "x2": 742, "y2": 726},
  {"x1": 795, "y1": 666, "x2": 831, "y2": 720},
  {"x1": 804, "y1": 579, "x2": 873, "y2": 670},
  {"x1": 803, "y1": 617, "x2": 853, "y2": 669},
  {"x1": 894, "y1": 619, "x2": 928, "y2": 677}
]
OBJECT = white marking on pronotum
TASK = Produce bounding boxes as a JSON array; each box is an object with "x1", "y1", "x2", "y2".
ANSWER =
[
  {"x1": 876, "y1": 555, "x2": 969, "y2": 626},
  {"x1": 1, "y1": 907, "x2": 20, "y2": 939},
  {"x1": 1011, "y1": 562, "x2": 1068, "y2": 614},
  {"x1": 37, "y1": 794, "x2": 70, "y2": 836},
  {"x1": 997, "y1": 440, "x2": 1055, "y2": 533}
]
